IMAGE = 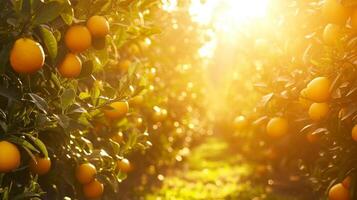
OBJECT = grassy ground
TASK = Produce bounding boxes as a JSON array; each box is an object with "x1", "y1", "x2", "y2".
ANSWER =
[{"x1": 144, "y1": 137, "x2": 301, "y2": 200}]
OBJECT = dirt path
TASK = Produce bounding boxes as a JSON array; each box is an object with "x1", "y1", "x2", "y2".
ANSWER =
[{"x1": 145, "y1": 137, "x2": 300, "y2": 200}]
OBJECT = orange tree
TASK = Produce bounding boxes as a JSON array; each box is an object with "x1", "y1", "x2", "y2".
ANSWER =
[
  {"x1": 0, "y1": 0, "x2": 208, "y2": 199},
  {"x1": 222, "y1": 0, "x2": 357, "y2": 199},
  {"x1": 116, "y1": 1, "x2": 210, "y2": 196}
]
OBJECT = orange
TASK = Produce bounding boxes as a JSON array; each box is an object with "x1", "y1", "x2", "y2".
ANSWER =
[
  {"x1": 29, "y1": 155, "x2": 51, "y2": 175},
  {"x1": 342, "y1": 176, "x2": 351, "y2": 189},
  {"x1": 352, "y1": 124, "x2": 357, "y2": 142},
  {"x1": 103, "y1": 101, "x2": 129, "y2": 120},
  {"x1": 83, "y1": 179, "x2": 104, "y2": 199},
  {"x1": 351, "y1": 9, "x2": 357, "y2": 30},
  {"x1": 306, "y1": 133, "x2": 319, "y2": 143},
  {"x1": 87, "y1": 15, "x2": 110, "y2": 38},
  {"x1": 266, "y1": 117, "x2": 288, "y2": 138},
  {"x1": 65, "y1": 25, "x2": 92, "y2": 53},
  {"x1": 306, "y1": 77, "x2": 331, "y2": 102},
  {"x1": 322, "y1": 0, "x2": 349, "y2": 25},
  {"x1": 0, "y1": 141, "x2": 21, "y2": 172},
  {"x1": 111, "y1": 131, "x2": 124, "y2": 143},
  {"x1": 323, "y1": 24, "x2": 342, "y2": 45},
  {"x1": 58, "y1": 53, "x2": 82, "y2": 78},
  {"x1": 233, "y1": 115, "x2": 248, "y2": 129},
  {"x1": 308, "y1": 103, "x2": 329, "y2": 121},
  {"x1": 117, "y1": 158, "x2": 131, "y2": 173},
  {"x1": 128, "y1": 95, "x2": 144, "y2": 107},
  {"x1": 328, "y1": 183, "x2": 350, "y2": 200},
  {"x1": 10, "y1": 38, "x2": 45, "y2": 74},
  {"x1": 117, "y1": 59, "x2": 131, "y2": 73},
  {"x1": 76, "y1": 163, "x2": 97, "y2": 184}
]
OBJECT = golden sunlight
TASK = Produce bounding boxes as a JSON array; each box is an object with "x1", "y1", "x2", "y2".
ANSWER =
[{"x1": 190, "y1": 0, "x2": 270, "y2": 31}]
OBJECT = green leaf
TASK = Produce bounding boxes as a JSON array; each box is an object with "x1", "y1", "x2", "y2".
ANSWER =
[
  {"x1": 79, "y1": 92, "x2": 91, "y2": 100},
  {"x1": 21, "y1": 0, "x2": 31, "y2": 19},
  {"x1": 39, "y1": 26, "x2": 58, "y2": 61},
  {"x1": 27, "y1": 93, "x2": 49, "y2": 113},
  {"x1": 25, "y1": 134, "x2": 48, "y2": 157},
  {"x1": 7, "y1": 136, "x2": 39, "y2": 153},
  {"x1": 60, "y1": 88, "x2": 76, "y2": 111},
  {"x1": 33, "y1": 1, "x2": 64, "y2": 25},
  {"x1": 60, "y1": 1, "x2": 74, "y2": 25}
]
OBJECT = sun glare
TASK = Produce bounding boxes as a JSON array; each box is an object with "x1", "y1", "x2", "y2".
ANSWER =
[
  {"x1": 190, "y1": 0, "x2": 269, "y2": 31},
  {"x1": 190, "y1": 0, "x2": 270, "y2": 59}
]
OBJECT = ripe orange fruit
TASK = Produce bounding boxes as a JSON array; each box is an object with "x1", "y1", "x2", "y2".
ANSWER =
[
  {"x1": 117, "y1": 59, "x2": 131, "y2": 73},
  {"x1": 10, "y1": 38, "x2": 45, "y2": 74},
  {"x1": 111, "y1": 131, "x2": 124, "y2": 143},
  {"x1": 233, "y1": 115, "x2": 248, "y2": 129},
  {"x1": 322, "y1": 0, "x2": 349, "y2": 25},
  {"x1": 351, "y1": 124, "x2": 357, "y2": 142},
  {"x1": 117, "y1": 158, "x2": 131, "y2": 173},
  {"x1": 103, "y1": 101, "x2": 129, "y2": 120},
  {"x1": 306, "y1": 133, "x2": 319, "y2": 143},
  {"x1": 87, "y1": 15, "x2": 110, "y2": 38},
  {"x1": 342, "y1": 176, "x2": 351, "y2": 189},
  {"x1": 266, "y1": 117, "x2": 289, "y2": 138},
  {"x1": 323, "y1": 24, "x2": 342, "y2": 45},
  {"x1": 308, "y1": 103, "x2": 329, "y2": 121},
  {"x1": 351, "y1": 9, "x2": 357, "y2": 30},
  {"x1": 0, "y1": 141, "x2": 21, "y2": 172},
  {"x1": 128, "y1": 95, "x2": 144, "y2": 108},
  {"x1": 58, "y1": 53, "x2": 82, "y2": 78},
  {"x1": 29, "y1": 155, "x2": 51, "y2": 175},
  {"x1": 83, "y1": 179, "x2": 104, "y2": 199},
  {"x1": 306, "y1": 77, "x2": 331, "y2": 102},
  {"x1": 65, "y1": 25, "x2": 92, "y2": 53},
  {"x1": 328, "y1": 183, "x2": 350, "y2": 200},
  {"x1": 76, "y1": 163, "x2": 97, "y2": 184}
]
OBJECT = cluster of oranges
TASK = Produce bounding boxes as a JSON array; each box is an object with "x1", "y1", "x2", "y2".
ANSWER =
[
  {"x1": 60, "y1": 15, "x2": 109, "y2": 78},
  {"x1": 5, "y1": 13, "x2": 143, "y2": 199},
  {"x1": 322, "y1": 0, "x2": 357, "y2": 45},
  {"x1": 0, "y1": 141, "x2": 51, "y2": 176},
  {"x1": 74, "y1": 159, "x2": 131, "y2": 199},
  {"x1": 228, "y1": 0, "x2": 357, "y2": 198},
  {"x1": 76, "y1": 163, "x2": 103, "y2": 199},
  {"x1": 9, "y1": 15, "x2": 110, "y2": 78}
]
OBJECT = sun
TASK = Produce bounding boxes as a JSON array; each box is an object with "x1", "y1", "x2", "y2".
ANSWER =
[
  {"x1": 189, "y1": 0, "x2": 270, "y2": 59},
  {"x1": 190, "y1": 0, "x2": 269, "y2": 31},
  {"x1": 222, "y1": 0, "x2": 269, "y2": 27}
]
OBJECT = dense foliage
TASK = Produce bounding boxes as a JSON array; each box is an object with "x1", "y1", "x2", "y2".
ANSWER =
[{"x1": 0, "y1": 0, "x2": 208, "y2": 199}]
